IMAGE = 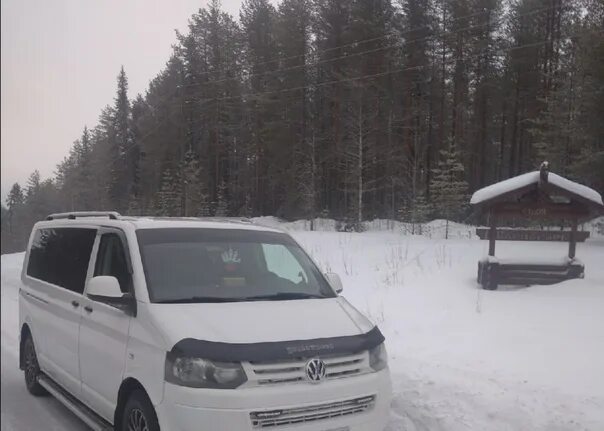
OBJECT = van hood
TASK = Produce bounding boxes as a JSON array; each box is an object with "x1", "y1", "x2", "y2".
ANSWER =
[{"x1": 147, "y1": 297, "x2": 375, "y2": 350}]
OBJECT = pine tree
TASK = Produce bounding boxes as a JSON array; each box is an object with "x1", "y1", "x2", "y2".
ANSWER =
[
  {"x1": 240, "y1": 0, "x2": 279, "y2": 216},
  {"x1": 567, "y1": 2, "x2": 604, "y2": 192},
  {"x1": 127, "y1": 95, "x2": 144, "y2": 214},
  {"x1": 5, "y1": 183, "x2": 25, "y2": 234},
  {"x1": 313, "y1": 0, "x2": 353, "y2": 219},
  {"x1": 4, "y1": 182, "x2": 28, "y2": 251},
  {"x1": 274, "y1": 0, "x2": 312, "y2": 218},
  {"x1": 430, "y1": 139, "x2": 469, "y2": 238},
  {"x1": 0, "y1": 205, "x2": 9, "y2": 253},
  {"x1": 89, "y1": 105, "x2": 117, "y2": 209},
  {"x1": 6, "y1": 183, "x2": 25, "y2": 211},
  {"x1": 25, "y1": 170, "x2": 41, "y2": 202},
  {"x1": 399, "y1": 0, "x2": 434, "y2": 203}
]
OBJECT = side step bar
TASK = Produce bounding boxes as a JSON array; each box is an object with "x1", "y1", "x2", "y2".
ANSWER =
[{"x1": 37, "y1": 374, "x2": 113, "y2": 431}]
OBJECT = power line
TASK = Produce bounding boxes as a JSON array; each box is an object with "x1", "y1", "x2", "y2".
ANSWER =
[
  {"x1": 179, "y1": 2, "x2": 564, "y2": 90},
  {"x1": 99, "y1": 3, "x2": 584, "y2": 171},
  {"x1": 111, "y1": 3, "x2": 563, "y2": 147},
  {"x1": 177, "y1": 6, "x2": 496, "y2": 84},
  {"x1": 188, "y1": 38, "x2": 564, "y2": 105}
]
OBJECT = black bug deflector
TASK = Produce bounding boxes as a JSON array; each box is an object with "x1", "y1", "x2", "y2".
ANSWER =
[{"x1": 169, "y1": 326, "x2": 385, "y2": 362}]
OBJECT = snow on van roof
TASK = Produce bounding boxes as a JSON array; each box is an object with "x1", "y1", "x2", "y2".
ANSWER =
[
  {"x1": 126, "y1": 217, "x2": 284, "y2": 232},
  {"x1": 470, "y1": 171, "x2": 603, "y2": 206},
  {"x1": 39, "y1": 214, "x2": 284, "y2": 233}
]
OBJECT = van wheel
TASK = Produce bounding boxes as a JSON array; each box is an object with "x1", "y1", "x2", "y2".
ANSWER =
[
  {"x1": 121, "y1": 390, "x2": 160, "y2": 431},
  {"x1": 23, "y1": 335, "x2": 47, "y2": 396}
]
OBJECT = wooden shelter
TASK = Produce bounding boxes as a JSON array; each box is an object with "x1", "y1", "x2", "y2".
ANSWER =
[{"x1": 471, "y1": 163, "x2": 604, "y2": 290}]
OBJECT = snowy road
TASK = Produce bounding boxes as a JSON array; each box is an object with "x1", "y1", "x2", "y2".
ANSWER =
[
  {"x1": 0, "y1": 255, "x2": 86, "y2": 431},
  {"x1": 1, "y1": 344, "x2": 87, "y2": 431},
  {"x1": 2, "y1": 221, "x2": 604, "y2": 430}
]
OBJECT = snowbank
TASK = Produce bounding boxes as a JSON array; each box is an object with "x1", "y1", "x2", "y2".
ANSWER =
[
  {"x1": 252, "y1": 217, "x2": 477, "y2": 239},
  {"x1": 291, "y1": 231, "x2": 604, "y2": 430},
  {"x1": 251, "y1": 216, "x2": 337, "y2": 232}
]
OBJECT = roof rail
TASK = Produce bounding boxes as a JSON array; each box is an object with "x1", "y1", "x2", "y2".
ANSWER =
[
  {"x1": 46, "y1": 211, "x2": 121, "y2": 221},
  {"x1": 202, "y1": 217, "x2": 253, "y2": 224}
]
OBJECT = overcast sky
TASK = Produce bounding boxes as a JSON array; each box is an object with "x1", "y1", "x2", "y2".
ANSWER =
[{"x1": 1, "y1": 0, "x2": 243, "y2": 201}]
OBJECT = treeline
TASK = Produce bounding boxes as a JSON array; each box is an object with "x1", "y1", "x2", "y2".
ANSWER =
[{"x1": 2, "y1": 0, "x2": 603, "y2": 253}]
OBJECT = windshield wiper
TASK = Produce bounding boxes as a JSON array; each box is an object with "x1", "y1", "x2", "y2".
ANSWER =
[
  {"x1": 241, "y1": 292, "x2": 327, "y2": 301},
  {"x1": 155, "y1": 296, "x2": 246, "y2": 304},
  {"x1": 156, "y1": 292, "x2": 328, "y2": 303}
]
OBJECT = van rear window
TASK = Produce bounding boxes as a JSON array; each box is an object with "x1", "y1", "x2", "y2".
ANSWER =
[{"x1": 27, "y1": 227, "x2": 97, "y2": 294}]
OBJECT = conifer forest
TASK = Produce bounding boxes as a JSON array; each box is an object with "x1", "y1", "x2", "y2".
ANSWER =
[{"x1": 2, "y1": 0, "x2": 603, "y2": 252}]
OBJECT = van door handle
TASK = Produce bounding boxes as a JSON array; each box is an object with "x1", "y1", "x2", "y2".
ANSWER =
[
  {"x1": 71, "y1": 300, "x2": 80, "y2": 308},
  {"x1": 84, "y1": 306, "x2": 93, "y2": 313}
]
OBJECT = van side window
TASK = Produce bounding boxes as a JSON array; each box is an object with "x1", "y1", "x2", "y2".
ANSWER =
[
  {"x1": 94, "y1": 233, "x2": 131, "y2": 293},
  {"x1": 27, "y1": 228, "x2": 96, "y2": 294}
]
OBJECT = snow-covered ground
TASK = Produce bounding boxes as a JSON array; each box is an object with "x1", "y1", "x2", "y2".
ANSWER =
[{"x1": 2, "y1": 220, "x2": 603, "y2": 430}]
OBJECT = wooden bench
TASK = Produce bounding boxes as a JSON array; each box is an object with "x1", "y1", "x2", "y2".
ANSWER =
[{"x1": 477, "y1": 258, "x2": 585, "y2": 290}]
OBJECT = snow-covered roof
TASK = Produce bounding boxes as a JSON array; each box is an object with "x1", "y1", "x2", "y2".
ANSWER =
[
  {"x1": 125, "y1": 217, "x2": 284, "y2": 232},
  {"x1": 37, "y1": 216, "x2": 284, "y2": 233},
  {"x1": 470, "y1": 171, "x2": 603, "y2": 206}
]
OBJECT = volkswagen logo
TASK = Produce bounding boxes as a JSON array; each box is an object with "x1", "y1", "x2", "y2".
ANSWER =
[{"x1": 305, "y1": 358, "x2": 327, "y2": 383}]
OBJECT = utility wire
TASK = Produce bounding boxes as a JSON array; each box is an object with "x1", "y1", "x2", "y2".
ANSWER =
[
  {"x1": 100, "y1": 4, "x2": 581, "y2": 170},
  {"x1": 179, "y1": 1, "x2": 571, "y2": 83},
  {"x1": 179, "y1": 2, "x2": 564, "y2": 90}
]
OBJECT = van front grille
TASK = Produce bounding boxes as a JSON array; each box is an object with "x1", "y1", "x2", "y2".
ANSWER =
[
  {"x1": 246, "y1": 352, "x2": 368, "y2": 386},
  {"x1": 250, "y1": 395, "x2": 376, "y2": 428}
]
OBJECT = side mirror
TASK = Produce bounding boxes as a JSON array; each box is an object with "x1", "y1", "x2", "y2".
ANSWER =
[
  {"x1": 87, "y1": 276, "x2": 122, "y2": 298},
  {"x1": 325, "y1": 272, "x2": 344, "y2": 294},
  {"x1": 86, "y1": 276, "x2": 136, "y2": 316}
]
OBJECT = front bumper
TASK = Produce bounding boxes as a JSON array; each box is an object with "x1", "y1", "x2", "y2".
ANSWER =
[{"x1": 155, "y1": 368, "x2": 392, "y2": 430}]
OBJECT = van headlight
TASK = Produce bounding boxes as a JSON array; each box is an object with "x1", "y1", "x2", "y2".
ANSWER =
[
  {"x1": 369, "y1": 343, "x2": 388, "y2": 372},
  {"x1": 165, "y1": 353, "x2": 247, "y2": 389}
]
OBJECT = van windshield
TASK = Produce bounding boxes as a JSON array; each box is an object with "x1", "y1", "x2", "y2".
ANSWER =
[{"x1": 136, "y1": 228, "x2": 335, "y2": 303}]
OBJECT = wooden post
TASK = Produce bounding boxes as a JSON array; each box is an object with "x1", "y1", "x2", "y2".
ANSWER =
[
  {"x1": 569, "y1": 216, "x2": 578, "y2": 259},
  {"x1": 488, "y1": 211, "x2": 496, "y2": 256}
]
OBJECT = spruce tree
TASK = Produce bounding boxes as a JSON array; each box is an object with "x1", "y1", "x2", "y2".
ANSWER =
[
  {"x1": 155, "y1": 167, "x2": 182, "y2": 217},
  {"x1": 399, "y1": 192, "x2": 432, "y2": 234},
  {"x1": 430, "y1": 139, "x2": 469, "y2": 238},
  {"x1": 108, "y1": 66, "x2": 132, "y2": 212},
  {"x1": 76, "y1": 126, "x2": 93, "y2": 210},
  {"x1": 181, "y1": 148, "x2": 210, "y2": 217}
]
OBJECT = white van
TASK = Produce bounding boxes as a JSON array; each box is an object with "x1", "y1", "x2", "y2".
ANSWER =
[{"x1": 19, "y1": 212, "x2": 392, "y2": 431}]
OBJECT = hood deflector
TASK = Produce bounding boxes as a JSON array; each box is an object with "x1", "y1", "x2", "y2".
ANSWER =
[{"x1": 169, "y1": 326, "x2": 385, "y2": 362}]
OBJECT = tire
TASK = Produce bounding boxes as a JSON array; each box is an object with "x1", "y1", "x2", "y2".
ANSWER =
[
  {"x1": 23, "y1": 335, "x2": 48, "y2": 396},
  {"x1": 121, "y1": 390, "x2": 160, "y2": 431}
]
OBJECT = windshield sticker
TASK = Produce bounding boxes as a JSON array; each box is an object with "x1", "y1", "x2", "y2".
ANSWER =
[{"x1": 221, "y1": 248, "x2": 241, "y2": 264}]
